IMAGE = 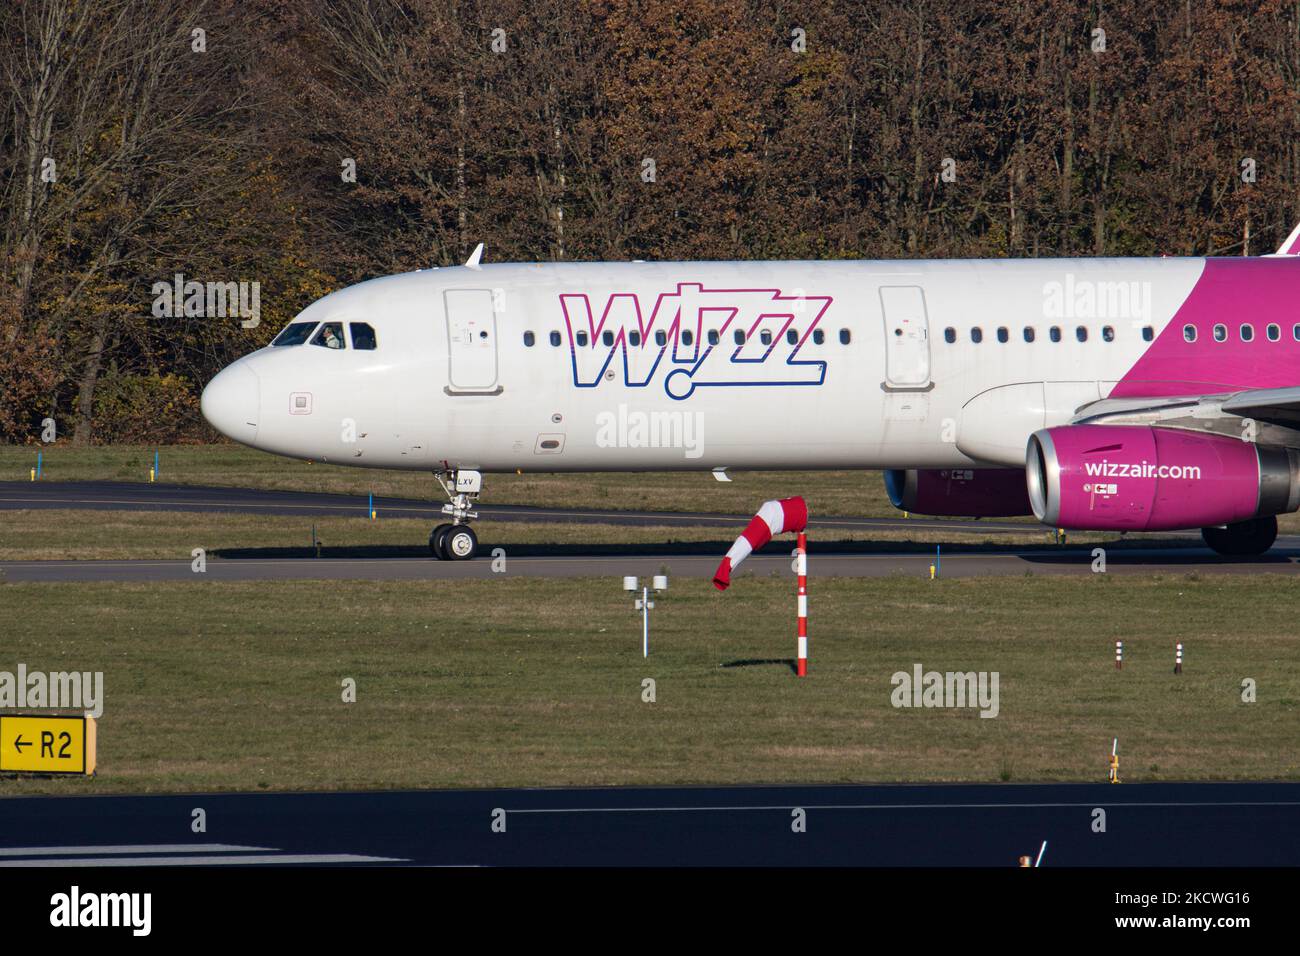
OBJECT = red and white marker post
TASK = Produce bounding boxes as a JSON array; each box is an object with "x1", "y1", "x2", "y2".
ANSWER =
[{"x1": 795, "y1": 531, "x2": 809, "y2": 676}]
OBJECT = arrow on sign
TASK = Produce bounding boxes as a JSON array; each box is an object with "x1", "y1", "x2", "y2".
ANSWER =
[{"x1": 13, "y1": 735, "x2": 29, "y2": 753}]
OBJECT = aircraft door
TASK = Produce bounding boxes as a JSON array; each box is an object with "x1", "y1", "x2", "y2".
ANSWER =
[
  {"x1": 444, "y1": 288, "x2": 501, "y2": 394},
  {"x1": 880, "y1": 285, "x2": 931, "y2": 389}
]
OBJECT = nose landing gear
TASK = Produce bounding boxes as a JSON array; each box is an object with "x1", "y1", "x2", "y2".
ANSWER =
[{"x1": 429, "y1": 469, "x2": 483, "y2": 560}]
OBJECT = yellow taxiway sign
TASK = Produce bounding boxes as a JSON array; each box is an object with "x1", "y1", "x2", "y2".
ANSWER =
[{"x1": 0, "y1": 714, "x2": 96, "y2": 775}]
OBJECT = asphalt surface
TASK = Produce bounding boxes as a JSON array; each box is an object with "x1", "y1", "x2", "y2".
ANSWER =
[
  {"x1": 0, "y1": 479, "x2": 1033, "y2": 533},
  {"x1": 1, "y1": 781, "x2": 1296, "y2": 866},
  {"x1": 6, "y1": 479, "x2": 1299, "y2": 582},
  {"x1": 3, "y1": 545, "x2": 1299, "y2": 583}
]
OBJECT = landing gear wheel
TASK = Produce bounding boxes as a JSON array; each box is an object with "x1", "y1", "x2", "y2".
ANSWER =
[
  {"x1": 431, "y1": 469, "x2": 483, "y2": 559},
  {"x1": 444, "y1": 525, "x2": 479, "y2": 561},
  {"x1": 429, "y1": 523, "x2": 453, "y2": 559},
  {"x1": 1201, "y1": 515, "x2": 1277, "y2": 556}
]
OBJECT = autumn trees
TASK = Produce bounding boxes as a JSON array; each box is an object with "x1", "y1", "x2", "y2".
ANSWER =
[{"x1": 3, "y1": 0, "x2": 1300, "y2": 443}]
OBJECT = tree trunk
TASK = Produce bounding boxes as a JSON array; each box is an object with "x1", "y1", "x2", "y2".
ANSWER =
[{"x1": 72, "y1": 317, "x2": 107, "y2": 445}]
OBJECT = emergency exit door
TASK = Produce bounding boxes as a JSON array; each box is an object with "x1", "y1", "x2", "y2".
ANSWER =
[
  {"x1": 444, "y1": 289, "x2": 499, "y2": 393},
  {"x1": 879, "y1": 285, "x2": 931, "y2": 389}
]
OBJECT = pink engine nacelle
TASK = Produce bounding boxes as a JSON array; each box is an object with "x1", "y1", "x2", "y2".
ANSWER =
[
  {"x1": 885, "y1": 468, "x2": 1033, "y2": 518},
  {"x1": 1025, "y1": 424, "x2": 1300, "y2": 531}
]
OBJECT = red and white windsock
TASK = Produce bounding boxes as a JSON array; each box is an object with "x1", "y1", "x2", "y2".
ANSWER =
[{"x1": 713, "y1": 496, "x2": 808, "y2": 590}]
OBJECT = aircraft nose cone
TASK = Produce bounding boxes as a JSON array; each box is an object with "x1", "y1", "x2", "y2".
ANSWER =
[{"x1": 201, "y1": 362, "x2": 260, "y2": 444}]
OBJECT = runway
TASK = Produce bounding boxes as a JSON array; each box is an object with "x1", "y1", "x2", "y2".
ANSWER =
[
  {"x1": 4, "y1": 479, "x2": 1296, "y2": 582},
  {"x1": 1, "y1": 781, "x2": 1297, "y2": 866},
  {"x1": 0, "y1": 479, "x2": 1033, "y2": 533},
  {"x1": 3, "y1": 544, "x2": 1299, "y2": 583}
]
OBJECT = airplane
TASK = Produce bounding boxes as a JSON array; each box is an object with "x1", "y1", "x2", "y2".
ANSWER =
[{"x1": 200, "y1": 232, "x2": 1300, "y2": 560}]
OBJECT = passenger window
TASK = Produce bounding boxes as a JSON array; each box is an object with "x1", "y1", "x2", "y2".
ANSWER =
[
  {"x1": 1049, "y1": 326, "x2": 1061, "y2": 342},
  {"x1": 272, "y1": 322, "x2": 318, "y2": 346},
  {"x1": 1102, "y1": 325, "x2": 1114, "y2": 342},
  {"x1": 971, "y1": 327, "x2": 983, "y2": 344},
  {"x1": 812, "y1": 329, "x2": 825, "y2": 345},
  {"x1": 760, "y1": 330, "x2": 772, "y2": 346},
  {"x1": 523, "y1": 331, "x2": 536, "y2": 347},
  {"x1": 682, "y1": 329, "x2": 694, "y2": 346},
  {"x1": 996, "y1": 327, "x2": 1009, "y2": 343},
  {"x1": 1142, "y1": 326, "x2": 1154, "y2": 342},
  {"x1": 1294, "y1": 323, "x2": 1300, "y2": 341},
  {"x1": 786, "y1": 329, "x2": 798, "y2": 345},
  {"x1": 1213, "y1": 324, "x2": 1226, "y2": 342},
  {"x1": 602, "y1": 330, "x2": 614, "y2": 346},
  {"x1": 839, "y1": 329, "x2": 851, "y2": 345},
  {"x1": 1240, "y1": 324, "x2": 1254, "y2": 342},
  {"x1": 628, "y1": 331, "x2": 641, "y2": 346},
  {"x1": 734, "y1": 329, "x2": 746, "y2": 345},
  {"x1": 1023, "y1": 327, "x2": 1035, "y2": 343},
  {"x1": 944, "y1": 327, "x2": 956, "y2": 344},
  {"x1": 311, "y1": 322, "x2": 346, "y2": 349},
  {"x1": 708, "y1": 330, "x2": 719, "y2": 345},
  {"x1": 549, "y1": 331, "x2": 562, "y2": 347},
  {"x1": 1183, "y1": 325, "x2": 1197, "y2": 343},
  {"x1": 1075, "y1": 326, "x2": 1087, "y2": 342},
  {"x1": 349, "y1": 322, "x2": 377, "y2": 350},
  {"x1": 577, "y1": 331, "x2": 589, "y2": 347},
  {"x1": 655, "y1": 330, "x2": 667, "y2": 346},
  {"x1": 1267, "y1": 323, "x2": 1280, "y2": 341}
]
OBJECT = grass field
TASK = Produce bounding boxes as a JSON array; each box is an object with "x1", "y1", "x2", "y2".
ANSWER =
[
  {"x1": 0, "y1": 443, "x2": 907, "y2": 517},
  {"x1": 1, "y1": 574, "x2": 1296, "y2": 795}
]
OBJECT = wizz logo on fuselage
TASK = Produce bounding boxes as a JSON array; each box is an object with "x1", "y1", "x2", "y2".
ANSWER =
[{"x1": 559, "y1": 283, "x2": 833, "y2": 400}]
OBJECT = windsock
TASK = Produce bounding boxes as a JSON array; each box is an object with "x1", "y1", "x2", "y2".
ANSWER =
[{"x1": 713, "y1": 496, "x2": 808, "y2": 590}]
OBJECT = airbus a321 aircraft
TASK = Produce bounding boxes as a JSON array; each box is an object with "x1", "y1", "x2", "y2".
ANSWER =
[{"x1": 201, "y1": 234, "x2": 1300, "y2": 560}]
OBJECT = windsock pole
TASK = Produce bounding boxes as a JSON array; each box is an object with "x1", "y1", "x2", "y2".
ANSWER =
[{"x1": 796, "y1": 531, "x2": 808, "y2": 677}]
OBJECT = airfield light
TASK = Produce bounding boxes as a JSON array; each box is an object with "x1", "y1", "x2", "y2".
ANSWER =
[{"x1": 624, "y1": 575, "x2": 668, "y2": 658}]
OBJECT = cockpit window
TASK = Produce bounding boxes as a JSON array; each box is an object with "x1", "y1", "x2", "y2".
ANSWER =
[
  {"x1": 272, "y1": 322, "x2": 318, "y2": 346},
  {"x1": 311, "y1": 322, "x2": 346, "y2": 349},
  {"x1": 349, "y1": 322, "x2": 377, "y2": 350}
]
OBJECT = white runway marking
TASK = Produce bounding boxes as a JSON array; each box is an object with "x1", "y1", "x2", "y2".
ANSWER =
[
  {"x1": 4, "y1": 854, "x2": 403, "y2": 866},
  {"x1": 0, "y1": 843, "x2": 407, "y2": 866},
  {"x1": 507, "y1": 800, "x2": 1300, "y2": 813},
  {"x1": 0, "y1": 843, "x2": 269, "y2": 857}
]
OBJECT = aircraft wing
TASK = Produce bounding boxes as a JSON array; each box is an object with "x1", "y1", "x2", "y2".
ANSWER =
[
  {"x1": 1071, "y1": 387, "x2": 1300, "y2": 432},
  {"x1": 1219, "y1": 387, "x2": 1300, "y2": 427}
]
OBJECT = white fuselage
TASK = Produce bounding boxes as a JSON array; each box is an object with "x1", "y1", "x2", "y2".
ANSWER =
[{"x1": 201, "y1": 257, "x2": 1208, "y2": 473}]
